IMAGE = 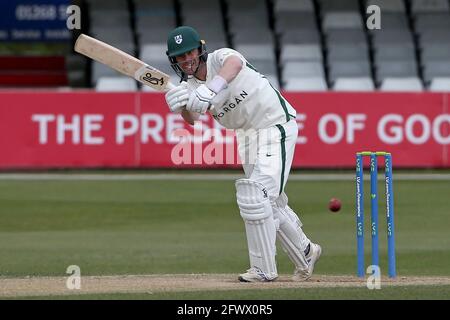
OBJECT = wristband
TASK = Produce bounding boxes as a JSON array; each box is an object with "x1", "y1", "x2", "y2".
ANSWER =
[{"x1": 207, "y1": 75, "x2": 228, "y2": 94}]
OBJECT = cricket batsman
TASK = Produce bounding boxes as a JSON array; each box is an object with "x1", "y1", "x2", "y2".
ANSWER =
[{"x1": 164, "y1": 26, "x2": 321, "y2": 282}]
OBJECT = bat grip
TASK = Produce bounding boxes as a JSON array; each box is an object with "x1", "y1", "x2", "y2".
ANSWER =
[
  {"x1": 165, "y1": 82, "x2": 215, "y2": 111},
  {"x1": 166, "y1": 82, "x2": 176, "y2": 91}
]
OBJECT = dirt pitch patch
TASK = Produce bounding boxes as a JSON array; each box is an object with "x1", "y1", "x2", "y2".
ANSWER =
[{"x1": 1, "y1": 274, "x2": 450, "y2": 298}]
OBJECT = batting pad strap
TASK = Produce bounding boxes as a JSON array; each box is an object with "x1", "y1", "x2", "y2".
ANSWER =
[
  {"x1": 277, "y1": 230, "x2": 309, "y2": 270},
  {"x1": 273, "y1": 205, "x2": 309, "y2": 270}
]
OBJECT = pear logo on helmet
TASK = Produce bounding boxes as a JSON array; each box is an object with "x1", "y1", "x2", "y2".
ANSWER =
[{"x1": 174, "y1": 35, "x2": 183, "y2": 44}]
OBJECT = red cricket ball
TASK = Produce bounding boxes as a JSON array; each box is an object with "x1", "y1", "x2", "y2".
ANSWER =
[{"x1": 329, "y1": 198, "x2": 342, "y2": 212}]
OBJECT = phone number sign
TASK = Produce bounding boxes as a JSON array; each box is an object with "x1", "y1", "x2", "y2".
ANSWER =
[{"x1": 0, "y1": 0, "x2": 71, "y2": 42}]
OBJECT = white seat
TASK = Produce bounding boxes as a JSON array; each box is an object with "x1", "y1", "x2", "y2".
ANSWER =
[
  {"x1": 280, "y1": 44, "x2": 322, "y2": 62},
  {"x1": 274, "y1": 0, "x2": 314, "y2": 12},
  {"x1": 421, "y1": 44, "x2": 450, "y2": 60},
  {"x1": 329, "y1": 60, "x2": 371, "y2": 82},
  {"x1": 323, "y1": 12, "x2": 363, "y2": 30},
  {"x1": 371, "y1": 29, "x2": 413, "y2": 44},
  {"x1": 376, "y1": 60, "x2": 418, "y2": 82},
  {"x1": 284, "y1": 77, "x2": 328, "y2": 91},
  {"x1": 365, "y1": 0, "x2": 406, "y2": 12},
  {"x1": 280, "y1": 29, "x2": 321, "y2": 45},
  {"x1": 140, "y1": 44, "x2": 168, "y2": 62},
  {"x1": 333, "y1": 77, "x2": 375, "y2": 91},
  {"x1": 138, "y1": 32, "x2": 171, "y2": 44},
  {"x1": 92, "y1": 62, "x2": 120, "y2": 84},
  {"x1": 89, "y1": 10, "x2": 130, "y2": 26},
  {"x1": 326, "y1": 29, "x2": 367, "y2": 44},
  {"x1": 411, "y1": 0, "x2": 449, "y2": 13},
  {"x1": 379, "y1": 13, "x2": 410, "y2": 28},
  {"x1": 415, "y1": 13, "x2": 450, "y2": 30},
  {"x1": 282, "y1": 61, "x2": 325, "y2": 79},
  {"x1": 374, "y1": 43, "x2": 416, "y2": 60},
  {"x1": 90, "y1": 27, "x2": 133, "y2": 42},
  {"x1": 96, "y1": 77, "x2": 138, "y2": 92},
  {"x1": 232, "y1": 30, "x2": 274, "y2": 44},
  {"x1": 320, "y1": 0, "x2": 360, "y2": 12},
  {"x1": 229, "y1": 13, "x2": 269, "y2": 30},
  {"x1": 380, "y1": 77, "x2": 424, "y2": 91},
  {"x1": 328, "y1": 43, "x2": 369, "y2": 61},
  {"x1": 275, "y1": 12, "x2": 317, "y2": 32},
  {"x1": 423, "y1": 61, "x2": 450, "y2": 82},
  {"x1": 428, "y1": 77, "x2": 450, "y2": 92},
  {"x1": 235, "y1": 44, "x2": 276, "y2": 60},
  {"x1": 419, "y1": 30, "x2": 450, "y2": 46}
]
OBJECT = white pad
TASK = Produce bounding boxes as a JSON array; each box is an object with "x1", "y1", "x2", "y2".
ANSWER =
[
  {"x1": 235, "y1": 179, "x2": 278, "y2": 280},
  {"x1": 273, "y1": 193, "x2": 310, "y2": 270}
]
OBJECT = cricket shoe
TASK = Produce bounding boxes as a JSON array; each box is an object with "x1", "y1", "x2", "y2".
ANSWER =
[
  {"x1": 238, "y1": 267, "x2": 278, "y2": 282},
  {"x1": 293, "y1": 242, "x2": 322, "y2": 281}
]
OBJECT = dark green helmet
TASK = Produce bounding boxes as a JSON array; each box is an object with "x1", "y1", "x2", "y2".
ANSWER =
[
  {"x1": 166, "y1": 26, "x2": 208, "y2": 80},
  {"x1": 166, "y1": 26, "x2": 202, "y2": 58}
]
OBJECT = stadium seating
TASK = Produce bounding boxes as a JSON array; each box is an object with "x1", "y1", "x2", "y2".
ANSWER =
[
  {"x1": 411, "y1": 0, "x2": 449, "y2": 13},
  {"x1": 281, "y1": 44, "x2": 323, "y2": 62},
  {"x1": 284, "y1": 77, "x2": 328, "y2": 91},
  {"x1": 380, "y1": 77, "x2": 424, "y2": 91},
  {"x1": 329, "y1": 61, "x2": 372, "y2": 83},
  {"x1": 428, "y1": 77, "x2": 450, "y2": 91},
  {"x1": 274, "y1": 0, "x2": 315, "y2": 12},
  {"x1": 333, "y1": 77, "x2": 375, "y2": 91},
  {"x1": 68, "y1": 0, "x2": 450, "y2": 92}
]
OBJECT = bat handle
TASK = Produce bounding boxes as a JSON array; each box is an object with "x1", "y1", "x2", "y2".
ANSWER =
[
  {"x1": 165, "y1": 82, "x2": 215, "y2": 111},
  {"x1": 166, "y1": 82, "x2": 176, "y2": 91}
]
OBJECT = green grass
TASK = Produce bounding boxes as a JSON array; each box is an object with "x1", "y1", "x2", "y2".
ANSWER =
[{"x1": 0, "y1": 176, "x2": 449, "y2": 298}]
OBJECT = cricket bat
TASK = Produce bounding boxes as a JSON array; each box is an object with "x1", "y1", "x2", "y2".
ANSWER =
[{"x1": 74, "y1": 33, "x2": 175, "y2": 91}]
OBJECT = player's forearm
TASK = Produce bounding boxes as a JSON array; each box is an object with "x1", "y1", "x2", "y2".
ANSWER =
[
  {"x1": 218, "y1": 56, "x2": 243, "y2": 83},
  {"x1": 206, "y1": 56, "x2": 242, "y2": 95},
  {"x1": 181, "y1": 109, "x2": 200, "y2": 125}
]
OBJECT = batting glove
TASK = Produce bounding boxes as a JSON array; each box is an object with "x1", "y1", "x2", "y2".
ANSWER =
[
  {"x1": 186, "y1": 76, "x2": 229, "y2": 114},
  {"x1": 186, "y1": 84, "x2": 215, "y2": 114},
  {"x1": 165, "y1": 82, "x2": 190, "y2": 113}
]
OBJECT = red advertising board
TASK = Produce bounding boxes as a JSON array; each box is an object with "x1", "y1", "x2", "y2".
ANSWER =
[
  {"x1": 286, "y1": 92, "x2": 449, "y2": 167},
  {"x1": 0, "y1": 91, "x2": 448, "y2": 169}
]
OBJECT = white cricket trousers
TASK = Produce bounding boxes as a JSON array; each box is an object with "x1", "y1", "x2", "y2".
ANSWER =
[
  {"x1": 237, "y1": 119, "x2": 311, "y2": 255},
  {"x1": 237, "y1": 119, "x2": 297, "y2": 201}
]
